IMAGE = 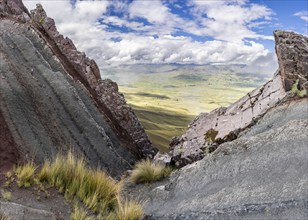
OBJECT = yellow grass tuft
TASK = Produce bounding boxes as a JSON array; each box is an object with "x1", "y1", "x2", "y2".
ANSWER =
[
  {"x1": 1, "y1": 190, "x2": 12, "y2": 201},
  {"x1": 8, "y1": 151, "x2": 143, "y2": 219},
  {"x1": 14, "y1": 161, "x2": 37, "y2": 188},
  {"x1": 130, "y1": 159, "x2": 172, "y2": 184},
  {"x1": 107, "y1": 197, "x2": 143, "y2": 220},
  {"x1": 70, "y1": 205, "x2": 95, "y2": 220}
]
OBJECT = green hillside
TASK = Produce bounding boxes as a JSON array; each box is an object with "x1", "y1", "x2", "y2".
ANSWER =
[{"x1": 130, "y1": 105, "x2": 195, "y2": 152}]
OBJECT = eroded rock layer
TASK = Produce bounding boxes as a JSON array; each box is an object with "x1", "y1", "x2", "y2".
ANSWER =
[
  {"x1": 166, "y1": 30, "x2": 307, "y2": 167},
  {"x1": 0, "y1": 0, "x2": 157, "y2": 174}
]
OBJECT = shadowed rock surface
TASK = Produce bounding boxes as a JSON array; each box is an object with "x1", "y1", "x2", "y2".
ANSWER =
[
  {"x1": 0, "y1": 201, "x2": 56, "y2": 220},
  {"x1": 127, "y1": 98, "x2": 308, "y2": 219},
  {"x1": 165, "y1": 30, "x2": 307, "y2": 167},
  {"x1": 274, "y1": 30, "x2": 308, "y2": 91},
  {"x1": 0, "y1": 0, "x2": 157, "y2": 175}
]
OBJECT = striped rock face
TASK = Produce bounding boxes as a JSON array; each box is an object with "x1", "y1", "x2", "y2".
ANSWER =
[{"x1": 0, "y1": 0, "x2": 157, "y2": 176}]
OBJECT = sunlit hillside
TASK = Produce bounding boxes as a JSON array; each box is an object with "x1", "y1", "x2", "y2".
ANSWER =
[{"x1": 102, "y1": 64, "x2": 268, "y2": 151}]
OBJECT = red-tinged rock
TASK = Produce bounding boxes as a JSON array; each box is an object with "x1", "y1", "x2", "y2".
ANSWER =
[
  {"x1": 28, "y1": 3, "x2": 157, "y2": 159},
  {"x1": 0, "y1": 0, "x2": 157, "y2": 176},
  {"x1": 274, "y1": 30, "x2": 308, "y2": 91}
]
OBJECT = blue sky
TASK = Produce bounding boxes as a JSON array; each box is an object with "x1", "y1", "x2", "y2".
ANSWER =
[{"x1": 24, "y1": 0, "x2": 307, "y2": 75}]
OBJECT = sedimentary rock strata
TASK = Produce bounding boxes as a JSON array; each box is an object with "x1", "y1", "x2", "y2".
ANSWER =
[{"x1": 0, "y1": 0, "x2": 157, "y2": 175}]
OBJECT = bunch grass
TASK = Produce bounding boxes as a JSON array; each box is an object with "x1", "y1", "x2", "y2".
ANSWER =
[{"x1": 130, "y1": 159, "x2": 172, "y2": 184}]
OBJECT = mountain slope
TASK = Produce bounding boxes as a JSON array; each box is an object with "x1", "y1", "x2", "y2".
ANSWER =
[
  {"x1": 0, "y1": 0, "x2": 157, "y2": 176},
  {"x1": 127, "y1": 97, "x2": 308, "y2": 220}
]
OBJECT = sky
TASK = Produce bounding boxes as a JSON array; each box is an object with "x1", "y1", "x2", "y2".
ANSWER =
[{"x1": 23, "y1": 0, "x2": 308, "y2": 76}]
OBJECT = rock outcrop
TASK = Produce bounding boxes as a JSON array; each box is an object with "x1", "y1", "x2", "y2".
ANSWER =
[
  {"x1": 0, "y1": 201, "x2": 56, "y2": 220},
  {"x1": 274, "y1": 30, "x2": 308, "y2": 91},
  {"x1": 128, "y1": 98, "x2": 308, "y2": 219},
  {"x1": 164, "y1": 30, "x2": 307, "y2": 167},
  {"x1": 0, "y1": 0, "x2": 157, "y2": 175}
]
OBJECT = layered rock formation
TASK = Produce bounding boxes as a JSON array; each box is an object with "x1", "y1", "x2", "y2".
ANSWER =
[
  {"x1": 163, "y1": 30, "x2": 307, "y2": 167},
  {"x1": 0, "y1": 0, "x2": 157, "y2": 175},
  {"x1": 130, "y1": 98, "x2": 308, "y2": 219},
  {"x1": 142, "y1": 28, "x2": 308, "y2": 220}
]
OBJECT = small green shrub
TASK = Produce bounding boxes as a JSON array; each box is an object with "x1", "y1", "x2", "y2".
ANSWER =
[
  {"x1": 1, "y1": 190, "x2": 12, "y2": 201},
  {"x1": 14, "y1": 161, "x2": 37, "y2": 188},
  {"x1": 130, "y1": 159, "x2": 172, "y2": 184},
  {"x1": 291, "y1": 79, "x2": 307, "y2": 97}
]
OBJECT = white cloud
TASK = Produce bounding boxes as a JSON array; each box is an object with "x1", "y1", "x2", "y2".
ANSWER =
[
  {"x1": 23, "y1": 0, "x2": 278, "y2": 76},
  {"x1": 129, "y1": 0, "x2": 169, "y2": 24},
  {"x1": 190, "y1": 0, "x2": 273, "y2": 42},
  {"x1": 294, "y1": 11, "x2": 308, "y2": 22}
]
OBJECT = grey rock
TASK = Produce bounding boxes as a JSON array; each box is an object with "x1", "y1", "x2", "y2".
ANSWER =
[
  {"x1": 153, "y1": 152, "x2": 171, "y2": 165},
  {"x1": 0, "y1": 201, "x2": 56, "y2": 220},
  {"x1": 0, "y1": 19, "x2": 136, "y2": 176},
  {"x1": 274, "y1": 30, "x2": 308, "y2": 91},
  {"x1": 0, "y1": 0, "x2": 157, "y2": 175},
  {"x1": 169, "y1": 30, "x2": 308, "y2": 167},
  {"x1": 29, "y1": 3, "x2": 157, "y2": 159},
  {"x1": 169, "y1": 72, "x2": 286, "y2": 167},
  {"x1": 134, "y1": 98, "x2": 308, "y2": 219}
]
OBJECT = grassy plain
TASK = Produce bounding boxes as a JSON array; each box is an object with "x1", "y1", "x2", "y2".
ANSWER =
[{"x1": 103, "y1": 64, "x2": 266, "y2": 151}]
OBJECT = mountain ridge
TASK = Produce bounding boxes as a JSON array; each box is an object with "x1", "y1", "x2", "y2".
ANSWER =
[{"x1": 0, "y1": 0, "x2": 157, "y2": 175}]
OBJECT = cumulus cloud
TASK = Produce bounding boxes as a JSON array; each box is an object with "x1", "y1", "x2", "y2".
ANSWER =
[
  {"x1": 190, "y1": 0, "x2": 274, "y2": 41},
  {"x1": 294, "y1": 11, "x2": 308, "y2": 22},
  {"x1": 23, "y1": 0, "x2": 278, "y2": 76}
]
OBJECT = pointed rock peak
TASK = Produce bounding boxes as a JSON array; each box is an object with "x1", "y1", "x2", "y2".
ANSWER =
[
  {"x1": 0, "y1": 0, "x2": 29, "y2": 18},
  {"x1": 274, "y1": 30, "x2": 308, "y2": 92}
]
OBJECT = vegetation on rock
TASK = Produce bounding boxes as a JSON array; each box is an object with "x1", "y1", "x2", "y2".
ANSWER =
[
  {"x1": 14, "y1": 161, "x2": 37, "y2": 188},
  {"x1": 130, "y1": 159, "x2": 172, "y2": 184},
  {"x1": 291, "y1": 79, "x2": 307, "y2": 97},
  {"x1": 0, "y1": 190, "x2": 11, "y2": 201},
  {"x1": 106, "y1": 198, "x2": 143, "y2": 220}
]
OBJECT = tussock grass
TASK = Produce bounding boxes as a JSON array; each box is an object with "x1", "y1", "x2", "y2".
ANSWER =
[
  {"x1": 1, "y1": 190, "x2": 12, "y2": 201},
  {"x1": 70, "y1": 205, "x2": 94, "y2": 220},
  {"x1": 8, "y1": 152, "x2": 143, "y2": 220},
  {"x1": 130, "y1": 159, "x2": 172, "y2": 184},
  {"x1": 10, "y1": 151, "x2": 143, "y2": 219},
  {"x1": 14, "y1": 161, "x2": 37, "y2": 188},
  {"x1": 0, "y1": 212, "x2": 10, "y2": 220},
  {"x1": 40, "y1": 152, "x2": 120, "y2": 213},
  {"x1": 107, "y1": 197, "x2": 143, "y2": 220}
]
